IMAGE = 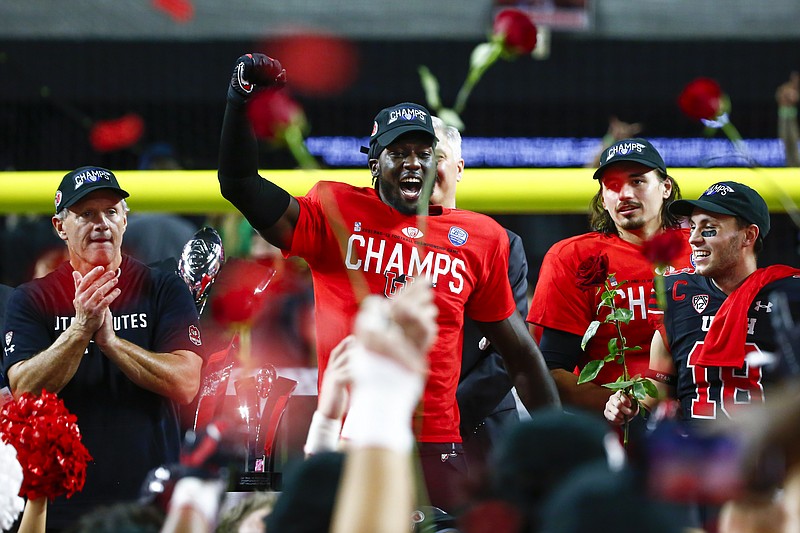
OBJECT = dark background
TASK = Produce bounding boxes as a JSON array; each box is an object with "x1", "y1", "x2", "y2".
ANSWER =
[
  {"x1": 1, "y1": 37, "x2": 798, "y2": 171},
  {"x1": 1, "y1": 36, "x2": 799, "y2": 287}
]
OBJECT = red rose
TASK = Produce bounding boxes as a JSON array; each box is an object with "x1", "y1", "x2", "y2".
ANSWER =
[
  {"x1": 266, "y1": 34, "x2": 359, "y2": 96},
  {"x1": 575, "y1": 253, "x2": 609, "y2": 290},
  {"x1": 247, "y1": 89, "x2": 304, "y2": 141},
  {"x1": 211, "y1": 258, "x2": 276, "y2": 327},
  {"x1": 493, "y1": 9, "x2": 538, "y2": 56},
  {"x1": 678, "y1": 77, "x2": 723, "y2": 122},
  {"x1": 641, "y1": 229, "x2": 686, "y2": 266},
  {"x1": 89, "y1": 113, "x2": 145, "y2": 152}
]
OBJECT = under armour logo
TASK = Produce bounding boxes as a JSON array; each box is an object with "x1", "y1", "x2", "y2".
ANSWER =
[
  {"x1": 2, "y1": 344, "x2": 13, "y2": 356},
  {"x1": 753, "y1": 300, "x2": 773, "y2": 313}
]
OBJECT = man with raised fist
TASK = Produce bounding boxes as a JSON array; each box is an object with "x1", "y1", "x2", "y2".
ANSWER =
[{"x1": 217, "y1": 53, "x2": 558, "y2": 512}]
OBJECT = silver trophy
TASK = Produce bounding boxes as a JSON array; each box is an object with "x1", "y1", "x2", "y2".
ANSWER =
[
  {"x1": 176, "y1": 226, "x2": 231, "y2": 432},
  {"x1": 178, "y1": 226, "x2": 225, "y2": 316},
  {"x1": 234, "y1": 364, "x2": 298, "y2": 476}
]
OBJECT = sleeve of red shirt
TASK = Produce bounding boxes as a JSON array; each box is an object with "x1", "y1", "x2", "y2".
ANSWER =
[
  {"x1": 527, "y1": 244, "x2": 594, "y2": 337},
  {"x1": 284, "y1": 181, "x2": 328, "y2": 262}
]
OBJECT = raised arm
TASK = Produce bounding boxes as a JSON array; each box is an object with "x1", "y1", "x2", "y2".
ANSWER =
[
  {"x1": 331, "y1": 282, "x2": 436, "y2": 533},
  {"x1": 218, "y1": 53, "x2": 300, "y2": 249},
  {"x1": 478, "y1": 313, "x2": 560, "y2": 412}
]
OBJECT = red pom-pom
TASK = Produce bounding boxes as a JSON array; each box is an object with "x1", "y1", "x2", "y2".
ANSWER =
[{"x1": 0, "y1": 390, "x2": 93, "y2": 501}]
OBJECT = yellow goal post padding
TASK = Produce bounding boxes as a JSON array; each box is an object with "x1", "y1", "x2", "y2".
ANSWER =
[{"x1": 1, "y1": 168, "x2": 799, "y2": 215}]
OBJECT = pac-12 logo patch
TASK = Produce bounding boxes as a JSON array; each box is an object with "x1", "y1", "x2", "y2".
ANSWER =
[
  {"x1": 188, "y1": 325, "x2": 202, "y2": 346},
  {"x1": 448, "y1": 226, "x2": 468, "y2": 246},
  {"x1": 402, "y1": 226, "x2": 424, "y2": 239},
  {"x1": 692, "y1": 294, "x2": 709, "y2": 314}
]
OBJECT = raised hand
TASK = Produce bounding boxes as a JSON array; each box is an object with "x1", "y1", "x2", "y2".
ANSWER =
[
  {"x1": 227, "y1": 53, "x2": 287, "y2": 104},
  {"x1": 776, "y1": 71, "x2": 800, "y2": 107},
  {"x1": 354, "y1": 281, "x2": 438, "y2": 377},
  {"x1": 317, "y1": 335, "x2": 355, "y2": 421}
]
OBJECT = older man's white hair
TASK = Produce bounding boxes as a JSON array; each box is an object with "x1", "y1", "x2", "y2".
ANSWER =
[{"x1": 431, "y1": 116, "x2": 462, "y2": 163}]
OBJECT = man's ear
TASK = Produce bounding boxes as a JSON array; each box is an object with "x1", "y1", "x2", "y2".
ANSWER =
[
  {"x1": 662, "y1": 176, "x2": 673, "y2": 199},
  {"x1": 742, "y1": 224, "x2": 760, "y2": 248},
  {"x1": 52, "y1": 216, "x2": 67, "y2": 241},
  {"x1": 368, "y1": 159, "x2": 379, "y2": 178},
  {"x1": 456, "y1": 158, "x2": 465, "y2": 183}
]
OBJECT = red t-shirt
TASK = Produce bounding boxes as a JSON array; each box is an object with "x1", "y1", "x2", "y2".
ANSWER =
[
  {"x1": 528, "y1": 230, "x2": 693, "y2": 385},
  {"x1": 287, "y1": 181, "x2": 516, "y2": 442}
]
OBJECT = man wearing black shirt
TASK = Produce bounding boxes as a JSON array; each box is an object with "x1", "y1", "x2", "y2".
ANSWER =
[{"x1": 2, "y1": 166, "x2": 204, "y2": 529}]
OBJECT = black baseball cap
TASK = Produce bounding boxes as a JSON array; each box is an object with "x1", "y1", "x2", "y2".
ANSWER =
[
  {"x1": 669, "y1": 181, "x2": 770, "y2": 237},
  {"x1": 593, "y1": 138, "x2": 667, "y2": 180},
  {"x1": 55, "y1": 166, "x2": 129, "y2": 213},
  {"x1": 362, "y1": 102, "x2": 437, "y2": 159}
]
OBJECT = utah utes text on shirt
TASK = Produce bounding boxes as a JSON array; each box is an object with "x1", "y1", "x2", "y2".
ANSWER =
[{"x1": 54, "y1": 313, "x2": 148, "y2": 331}]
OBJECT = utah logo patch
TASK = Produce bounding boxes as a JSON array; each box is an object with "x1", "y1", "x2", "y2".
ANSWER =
[
  {"x1": 188, "y1": 325, "x2": 202, "y2": 346},
  {"x1": 692, "y1": 294, "x2": 709, "y2": 314}
]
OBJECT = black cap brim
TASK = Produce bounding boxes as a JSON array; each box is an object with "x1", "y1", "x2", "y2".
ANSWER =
[
  {"x1": 60, "y1": 185, "x2": 130, "y2": 212},
  {"x1": 668, "y1": 198, "x2": 739, "y2": 218},
  {"x1": 375, "y1": 124, "x2": 435, "y2": 150},
  {"x1": 593, "y1": 157, "x2": 665, "y2": 180}
]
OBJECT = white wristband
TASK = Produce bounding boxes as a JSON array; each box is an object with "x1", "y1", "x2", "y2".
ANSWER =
[
  {"x1": 303, "y1": 411, "x2": 342, "y2": 455},
  {"x1": 342, "y1": 344, "x2": 423, "y2": 453},
  {"x1": 169, "y1": 477, "x2": 223, "y2": 526}
]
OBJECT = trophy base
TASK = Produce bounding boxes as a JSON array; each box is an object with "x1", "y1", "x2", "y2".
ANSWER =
[{"x1": 233, "y1": 471, "x2": 282, "y2": 492}]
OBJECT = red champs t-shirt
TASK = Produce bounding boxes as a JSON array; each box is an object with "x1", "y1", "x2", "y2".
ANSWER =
[
  {"x1": 528, "y1": 230, "x2": 693, "y2": 385},
  {"x1": 286, "y1": 181, "x2": 516, "y2": 442}
]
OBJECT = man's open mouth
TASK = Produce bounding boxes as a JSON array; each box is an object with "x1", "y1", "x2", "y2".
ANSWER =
[{"x1": 400, "y1": 177, "x2": 423, "y2": 200}]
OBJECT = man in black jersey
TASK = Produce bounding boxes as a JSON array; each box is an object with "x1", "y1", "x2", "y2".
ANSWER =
[
  {"x1": 1, "y1": 166, "x2": 204, "y2": 529},
  {"x1": 605, "y1": 181, "x2": 800, "y2": 424}
]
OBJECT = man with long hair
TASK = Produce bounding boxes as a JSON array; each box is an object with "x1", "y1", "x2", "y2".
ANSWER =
[{"x1": 528, "y1": 138, "x2": 693, "y2": 414}]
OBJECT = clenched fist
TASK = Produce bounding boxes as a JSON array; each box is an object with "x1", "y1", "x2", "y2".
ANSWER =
[{"x1": 227, "y1": 53, "x2": 287, "y2": 104}]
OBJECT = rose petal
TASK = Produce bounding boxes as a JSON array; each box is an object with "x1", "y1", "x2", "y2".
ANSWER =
[
  {"x1": 152, "y1": 0, "x2": 194, "y2": 23},
  {"x1": 493, "y1": 9, "x2": 538, "y2": 56},
  {"x1": 89, "y1": 114, "x2": 145, "y2": 153},
  {"x1": 678, "y1": 77, "x2": 723, "y2": 122}
]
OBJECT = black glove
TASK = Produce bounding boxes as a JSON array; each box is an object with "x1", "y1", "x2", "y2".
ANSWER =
[{"x1": 227, "y1": 53, "x2": 287, "y2": 105}]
